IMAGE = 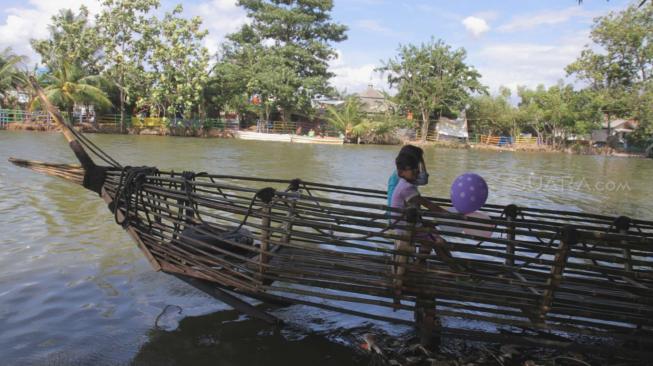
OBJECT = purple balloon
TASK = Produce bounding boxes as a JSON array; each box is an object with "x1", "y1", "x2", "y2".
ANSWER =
[{"x1": 450, "y1": 173, "x2": 489, "y2": 214}]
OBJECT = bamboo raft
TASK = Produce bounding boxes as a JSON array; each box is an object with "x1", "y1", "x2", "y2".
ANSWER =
[{"x1": 9, "y1": 78, "x2": 653, "y2": 359}]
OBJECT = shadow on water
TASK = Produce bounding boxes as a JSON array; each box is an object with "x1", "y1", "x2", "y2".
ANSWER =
[{"x1": 131, "y1": 309, "x2": 364, "y2": 366}]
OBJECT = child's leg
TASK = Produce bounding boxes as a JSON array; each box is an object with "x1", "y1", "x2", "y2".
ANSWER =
[
  {"x1": 430, "y1": 234, "x2": 462, "y2": 271},
  {"x1": 392, "y1": 239, "x2": 411, "y2": 309}
]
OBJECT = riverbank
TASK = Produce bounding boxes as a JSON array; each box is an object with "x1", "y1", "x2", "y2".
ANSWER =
[
  {"x1": 414, "y1": 138, "x2": 649, "y2": 158},
  {"x1": 3, "y1": 122, "x2": 649, "y2": 158}
]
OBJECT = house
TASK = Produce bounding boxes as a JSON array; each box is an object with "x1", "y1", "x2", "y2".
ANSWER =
[
  {"x1": 311, "y1": 96, "x2": 344, "y2": 110},
  {"x1": 591, "y1": 119, "x2": 638, "y2": 144},
  {"x1": 357, "y1": 85, "x2": 395, "y2": 114}
]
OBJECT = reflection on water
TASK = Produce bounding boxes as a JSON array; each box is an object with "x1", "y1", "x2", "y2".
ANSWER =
[
  {"x1": 132, "y1": 308, "x2": 364, "y2": 366},
  {"x1": 1, "y1": 131, "x2": 652, "y2": 365}
]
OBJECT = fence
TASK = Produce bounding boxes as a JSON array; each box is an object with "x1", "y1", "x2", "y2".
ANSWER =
[
  {"x1": 128, "y1": 116, "x2": 240, "y2": 131},
  {"x1": 96, "y1": 114, "x2": 132, "y2": 128},
  {"x1": 255, "y1": 120, "x2": 340, "y2": 137},
  {"x1": 411, "y1": 130, "x2": 543, "y2": 146},
  {"x1": 0, "y1": 109, "x2": 240, "y2": 132},
  {"x1": 470, "y1": 134, "x2": 540, "y2": 146},
  {"x1": 0, "y1": 108, "x2": 55, "y2": 128}
]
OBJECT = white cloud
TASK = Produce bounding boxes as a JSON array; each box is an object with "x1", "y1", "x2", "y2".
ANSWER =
[
  {"x1": 0, "y1": 0, "x2": 101, "y2": 65},
  {"x1": 328, "y1": 49, "x2": 387, "y2": 94},
  {"x1": 355, "y1": 19, "x2": 400, "y2": 37},
  {"x1": 475, "y1": 31, "x2": 590, "y2": 92},
  {"x1": 497, "y1": 7, "x2": 593, "y2": 33},
  {"x1": 472, "y1": 11, "x2": 499, "y2": 22},
  {"x1": 0, "y1": 0, "x2": 248, "y2": 65},
  {"x1": 462, "y1": 16, "x2": 490, "y2": 37},
  {"x1": 187, "y1": 0, "x2": 248, "y2": 57}
]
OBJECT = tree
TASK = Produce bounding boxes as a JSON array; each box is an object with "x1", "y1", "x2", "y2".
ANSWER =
[
  {"x1": 0, "y1": 48, "x2": 27, "y2": 107},
  {"x1": 467, "y1": 87, "x2": 515, "y2": 136},
  {"x1": 32, "y1": 61, "x2": 111, "y2": 121},
  {"x1": 205, "y1": 60, "x2": 242, "y2": 118},
  {"x1": 378, "y1": 39, "x2": 486, "y2": 142},
  {"x1": 225, "y1": 0, "x2": 347, "y2": 122},
  {"x1": 31, "y1": 6, "x2": 101, "y2": 73},
  {"x1": 96, "y1": 0, "x2": 160, "y2": 133},
  {"x1": 515, "y1": 83, "x2": 597, "y2": 148},
  {"x1": 566, "y1": 2, "x2": 653, "y2": 134},
  {"x1": 325, "y1": 96, "x2": 365, "y2": 141},
  {"x1": 143, "y1": 5, "x2": 209, "y2": 123}
]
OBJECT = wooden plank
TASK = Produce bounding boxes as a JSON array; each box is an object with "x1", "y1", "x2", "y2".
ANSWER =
[
  {"x1": 259, "y1": 205, "x2": 272, "y2": 282},
  {"x1": 539, "y1": 226, "x2": 575, "y2": 322}
]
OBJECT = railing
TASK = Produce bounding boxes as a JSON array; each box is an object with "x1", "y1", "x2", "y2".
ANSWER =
[
  {"x1": 125, "y1": 117, "x2": 240, "y2": 131},
  {"x1": 411, "y1": 131, "x2": 542, "y2": 146},
  {"x1": 414, "y1": 129, "x2": 438, "y2": 141},
  {"x1": 202, "y1": 118, "x2": 240, "y2": 130},
  {"x1": 471, "y1": 134, "x2": 541, "y2": 146},
  {"x1": 0, "y1": 108, "x2": 55, "y2": 128},
  {"x1": 0, "y1": 108, "x2": 100, "y2": 127},
  {"x1": 514, "y1": 136, "x2": 538, "y2": 144},
  {"x1": 96, "y1": 114, "x2": 132, "y2": 128},
  {"x1": 256, "y1": 120, "x2": 340, "y2": 137}
]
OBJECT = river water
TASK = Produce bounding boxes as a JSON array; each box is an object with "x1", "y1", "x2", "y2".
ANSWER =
[{"x1": 1, "y1": 131, "x2": 652, "y2": 365}]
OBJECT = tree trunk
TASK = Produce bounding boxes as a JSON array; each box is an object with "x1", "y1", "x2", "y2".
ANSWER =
[
  {"x1": 420, "y1": 108, "x2": 429, "y2": 143},
  {"x1": 265, "y1": 104, "x2": 271, "y2": 124},
  {"x1": 120, "y1": 87, "x2": 125, "y2": 134},
  {"x1": 67, "y1": 106, "x2": 74, "y2": 125},
  {"x1": 281, "y1": 108, "x2": 290, "y2": 123}
]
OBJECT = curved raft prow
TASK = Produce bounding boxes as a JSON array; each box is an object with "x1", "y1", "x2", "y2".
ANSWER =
[
  {"x1": 8, "y1": 158, "x2": 85, "y2": 186},
  {"x1": 6, "y1": 156, "x2": 285, "y2": 325}
]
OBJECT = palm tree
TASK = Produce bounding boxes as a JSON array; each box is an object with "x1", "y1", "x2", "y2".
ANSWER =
[
  {"x1": 31, "y1": 60, "x2": 111, "y2": 122},
  {"x1": 0, "y1": 48, "x2": 27, "y2": 107},
  {"x1": 325, "y1": 96, "x2": 367, "y2": 141}
]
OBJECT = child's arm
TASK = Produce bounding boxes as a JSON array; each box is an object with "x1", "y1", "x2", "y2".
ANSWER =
[
  {"x1": 417, "y1": 196, "x2": 449, "y2": 214},
  {"x1": 406, "y1": 195, "x2": 449, "y2": 214}
]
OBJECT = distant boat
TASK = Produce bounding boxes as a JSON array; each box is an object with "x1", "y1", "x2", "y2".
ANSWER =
[
  {"x1": 236, "y1": 131, "x2": 292, "y2": 142},
  {"x1": 236, "y1": 131, "x2": 344, "y2": 145},
  {"x1": 291, "y1": 135, "x2": 344, "y2": 145}
]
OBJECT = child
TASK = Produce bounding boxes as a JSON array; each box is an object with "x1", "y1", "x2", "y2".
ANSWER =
[
  {"x1": 391, "y1": 154, "x2": 456, "y2": 282},
  {"x1": 387, "y1": 145, "x2": 428, "y2": 210}
]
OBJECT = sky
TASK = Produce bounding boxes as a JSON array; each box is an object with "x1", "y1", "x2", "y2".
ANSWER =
[{"x1": 0, "y1": 0, "x2": 636, "y2": 95}]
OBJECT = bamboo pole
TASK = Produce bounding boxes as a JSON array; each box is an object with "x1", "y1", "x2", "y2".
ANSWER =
[
  {"x1": 259, "y1": 203, "x2": 272, "y2": 285},
  {"x1": 539, "y1": 226, "x2": 575, "y2": 323}
]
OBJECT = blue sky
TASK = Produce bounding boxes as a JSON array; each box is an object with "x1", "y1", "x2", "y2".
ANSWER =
[{"x1": 0, "y1": 0, "x2": 635, "y2": 94}]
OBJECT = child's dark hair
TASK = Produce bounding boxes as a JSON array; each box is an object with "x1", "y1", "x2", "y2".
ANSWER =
[
  {"x1": 399, "y1": 145, "x2": 423, "y2": 160},
  {"x1": 396, "y1": 153, "x2": 419, "y2": 171}
]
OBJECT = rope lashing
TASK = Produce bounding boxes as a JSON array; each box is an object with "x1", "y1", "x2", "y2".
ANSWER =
[
  {"x1": 113, "y1": 166, "x2": 159, "y2": 228},
  {"x1": 611, "y1": 216, "x2": 632, "y2": 233}
]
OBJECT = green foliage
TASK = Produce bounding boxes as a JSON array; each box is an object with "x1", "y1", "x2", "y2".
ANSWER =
[
  {"x1": 205, "y1": 56, "x2": 254, "y2": 118},
  {"x1": 0, "y1": 48, "x2": 27, "y2": 108},
  {"x1": 96, "y1": 0, "x2": 160, "y2": 131},
  {"x1": 467, "y1": 87, "x2": 515, "y2": 136},
  {"x1": 224, "y1": 0, "x2": 347, "y2": 121},
  {"x1": 567, "y1": 2, "x2": 653, "y2": 138},
  {"x1": 32, "y1": 61, "x2": 111, "y2": 117},
  {"x1": 31, "y1": 6, "x2": 101, "y2": 73},
  {"x1": 325, "y1": 97, "x2": 364, "y2": 139},
  {"x1": 378, "y1": 38, "x2": 486, "y2": 142},
  {"x1": 142, "y1": 5, "x2": 209, "y2": 121}
]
